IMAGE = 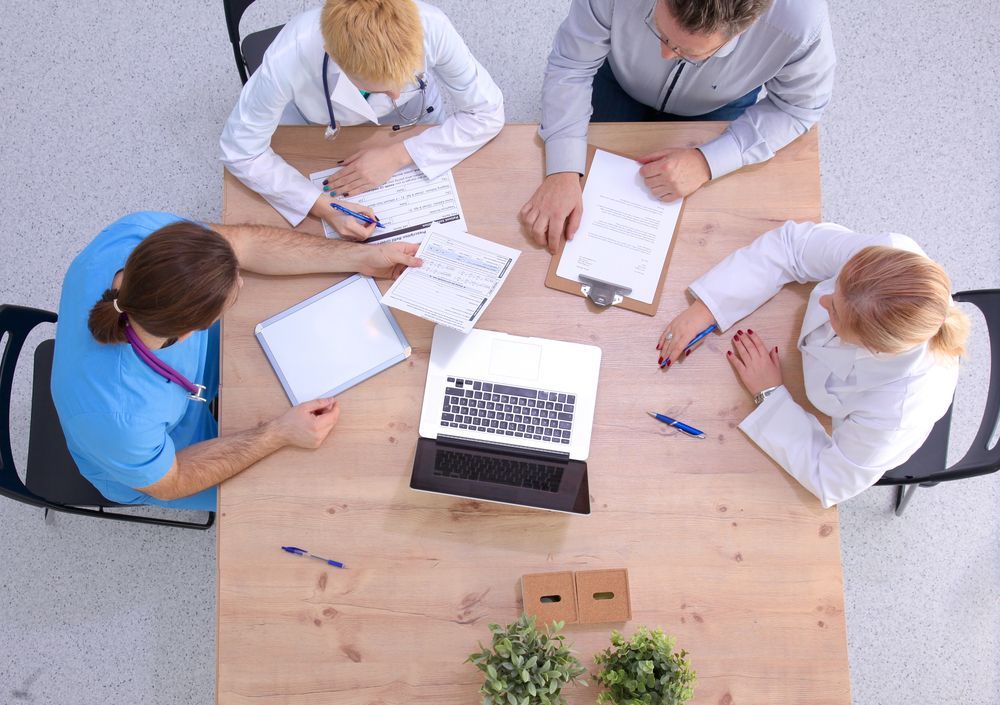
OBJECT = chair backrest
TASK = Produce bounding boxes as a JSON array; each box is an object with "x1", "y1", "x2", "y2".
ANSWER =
[
  {"x1": 0, "y1": 304, "x2": 58, "y2": 508},
  {"x1": 224, "y1": 0, "x2": 286, "y2": 85},
  {"x1": 947, "y1": 289, "x2": 1000, "y2": 477},
  {"x1": 878, "y1": 289, "x2": 1000, "y2": 485},
  {"x1": 223, "y1": 0, "x2": 260, "y2": 84}
]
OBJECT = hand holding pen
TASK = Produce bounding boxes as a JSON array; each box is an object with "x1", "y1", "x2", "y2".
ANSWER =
[{"x1": 657, "y1": 300, "x2": 718, "y2": 368}]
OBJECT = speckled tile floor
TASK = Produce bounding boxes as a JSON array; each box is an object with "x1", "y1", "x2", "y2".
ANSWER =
[{"x1": 0, "y1": 2, "x2": 997, "y2": 704}]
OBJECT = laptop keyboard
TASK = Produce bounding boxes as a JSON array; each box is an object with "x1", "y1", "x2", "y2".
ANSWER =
[
  {"x1": 441, "y1": 377, "x2": 576, "y2": 445},
  {"x1": 433, "y1": 449, "x2": 564, "y2": 493}
]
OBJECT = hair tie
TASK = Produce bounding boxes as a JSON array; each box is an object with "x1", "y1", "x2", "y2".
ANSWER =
[{"x1": 112, "y1": 298, "x2": 123, "y2": 314}]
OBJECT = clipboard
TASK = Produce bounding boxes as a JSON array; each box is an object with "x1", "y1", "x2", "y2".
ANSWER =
[
  {"x1": 544, "y1": 145, "x2": 685, "y2": 316},
  {"x1": 255, "y1": 275, "x2": 411, "y2": 405}
]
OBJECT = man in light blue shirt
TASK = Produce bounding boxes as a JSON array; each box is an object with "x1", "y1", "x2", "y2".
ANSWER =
[
  {"x1": 52, "y1": 212, "x2": 422, "y2": 510},
  {"x1": 520, "y1": 0, "x2": 836, "y2": 253}
]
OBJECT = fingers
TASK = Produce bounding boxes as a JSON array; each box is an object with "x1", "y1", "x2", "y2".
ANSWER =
[
  {"x1": 301, "y1": 397, "x2": 335, "y2": 412},
  {"x1": 339, "y1": 218, "x2": 374, "y2": 241},
  {"x1": 565, "y1": 202, "x2": 583, "y2": 241},
  {"x1": 636, "y1": 149, "x2": 670, "y2": 164},
  {"x1": 546, "y1": 214, "x2": 566, "y2": 254},
  {"x1": 732, "y1": 330, "x2": 754, "y2": 362},
  {"x1": 770, "y1": 345, "x2": 780, "y2": 364},
  {"x1": 384, "y1": 245, "x2": 423, "y2": 269},
  {"x1": 529, "y1": 212, "x2": 549, "y2": 249},
  {"x1": 333, "y1": 176, "x2": 368, "y2": 197},
  {"x1": 744, "y1": 328, "x2": 766, "y2": 356},
  {"x1": 726, "y1": 348, "x2": 745, "y2": 372}
]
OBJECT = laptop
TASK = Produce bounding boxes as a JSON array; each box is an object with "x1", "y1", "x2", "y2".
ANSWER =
[{"x1": 411, "y1": 326, "x2": 602, "y2": 515}]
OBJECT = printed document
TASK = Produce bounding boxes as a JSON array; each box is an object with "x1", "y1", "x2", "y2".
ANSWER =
[
  {"x1": 309, "y1": 165, "x2": 466, "y2": 245},
  {"x1": 555, "y1": 149, "x2": 682, "y2": 304},
  {"x1": 381, "y1": 225, "x2": 520, "y2": 333}
]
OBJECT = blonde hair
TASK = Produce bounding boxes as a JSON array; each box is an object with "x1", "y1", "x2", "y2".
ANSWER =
[
  {"x1": 321, "y1": 0, "x2": 423, "y2": 87},
  {"x1": 837, "y1": 246, "x2": 970, "y2": 358}
]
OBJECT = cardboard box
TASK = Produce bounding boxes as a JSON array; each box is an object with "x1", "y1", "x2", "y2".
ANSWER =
[
  {"x1": 521, "y1": 568, "x2": 632, "y2": 625},
  {"x1": 521, "y1": 571, "x2": 578, "y2": 624},
  {"x1": 575, "y1": 568, "x2": 632, "y2": 624}
]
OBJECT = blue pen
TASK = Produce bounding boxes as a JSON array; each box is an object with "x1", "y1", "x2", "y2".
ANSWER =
[
  {"x1": 660, "y1": 323, "x2": 718, "y2": 368},
  {"x1": 330, "y1": 202, "x2": 386, "y2": 229},
  {"x1": 281, "y1": 545, "x2": 346, "y2": 569},
  {"x1": 647, "y1": 411, "x2": 706, "y2": 439}
]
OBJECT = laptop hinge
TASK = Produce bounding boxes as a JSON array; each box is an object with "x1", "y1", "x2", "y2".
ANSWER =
[{"x1": 437, "y1": 434, "x2": 572, "y2": 461}]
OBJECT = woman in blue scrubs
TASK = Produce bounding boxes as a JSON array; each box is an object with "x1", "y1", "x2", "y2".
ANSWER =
[{"x1": 51, "y1": 211, "x2": 421, "y2": 510}]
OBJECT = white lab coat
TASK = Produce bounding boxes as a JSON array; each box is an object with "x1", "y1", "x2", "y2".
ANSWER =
[
  {"x1": 689, "y1": 221, "x2": 959, "y2": 508},
  {"x1": 219, "y1": 3, "x2": 505, "y2": 225}
]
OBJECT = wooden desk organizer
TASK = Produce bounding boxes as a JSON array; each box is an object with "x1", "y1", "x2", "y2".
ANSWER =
[{"x1": 521, "y1": 568, "x2": 631, "y2": 625}]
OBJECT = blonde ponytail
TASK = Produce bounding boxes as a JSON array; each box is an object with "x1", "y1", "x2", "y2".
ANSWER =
[{"x1": 930, "y1": 304, "x2": 971, "y2": 358}]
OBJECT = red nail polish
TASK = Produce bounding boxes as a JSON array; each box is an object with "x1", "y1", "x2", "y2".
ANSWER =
[
  {"x1": 748, "y1": 329, "x2": 754, "y2": 334},
  {"x1": 775, "y1": 346, "x2": 779, "y2": 352},
  {"x1": 656, "y1": 343, "x2": 662, "y2": 350},
  {"x1": 684, "y1": 349, "x2": 691, "y2": 357},
  {"x1": 666, "y1": 360, "x2": 671, "y2": 367},
  {"x1": 727, "y1": 351, "x2": 733, "y2": 356},
  {"x1": 658, "y1": 357, "x2": 664, "y2": 365}
]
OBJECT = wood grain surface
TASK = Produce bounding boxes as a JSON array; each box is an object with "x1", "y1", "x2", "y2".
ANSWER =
[{"x1": 217, "y1": 124, "x2": 849, "y2": 705}]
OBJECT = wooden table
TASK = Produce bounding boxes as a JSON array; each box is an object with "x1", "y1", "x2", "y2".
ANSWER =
[{"x1": 218, "y1": 124, "x2": 850, "y2": 705}]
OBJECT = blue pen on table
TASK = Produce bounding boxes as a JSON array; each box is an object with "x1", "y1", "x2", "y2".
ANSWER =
[
  {"x1": 647, "y1": 411, "x2": 706, "y2": 439},
  {"x1": 329, "y1": 202, "x2": 385, "y2": 229},
  {"x1": 281, "y1": 545, "x2": 346, "y2": 568},
  {"x1": 660, "y1": 323, "x2": 718, "y2": 368}
]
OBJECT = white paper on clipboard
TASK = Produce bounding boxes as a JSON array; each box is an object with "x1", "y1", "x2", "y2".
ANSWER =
[
  {"x1": 254, "y1": 275, "x2": 411, "y2": 405},
  {"x1": 555, "y1": 149, "x2": 682, "y2": 304}
]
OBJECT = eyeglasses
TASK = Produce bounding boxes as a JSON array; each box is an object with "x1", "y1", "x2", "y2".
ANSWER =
[{"x1": 643, "y1": 4, "x2": 727, "y2": 67}]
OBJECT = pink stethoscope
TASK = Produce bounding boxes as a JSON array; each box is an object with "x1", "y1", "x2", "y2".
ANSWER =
[{"x1": 117, "y1": 300, "x2": 207, "y2": 403}]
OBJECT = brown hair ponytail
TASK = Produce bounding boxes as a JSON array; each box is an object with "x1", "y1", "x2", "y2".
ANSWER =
[
  {"x1": 88, "y1": 288, "x2": 129, "y2": 344},
  {"x1": 87, "y1": 221, "x2": 239, "y2": 345}
]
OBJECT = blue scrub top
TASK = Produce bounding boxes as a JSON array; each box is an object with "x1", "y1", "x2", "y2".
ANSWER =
[{"x1": 51, "y1": 211, "x2": 220, "y2": 509}]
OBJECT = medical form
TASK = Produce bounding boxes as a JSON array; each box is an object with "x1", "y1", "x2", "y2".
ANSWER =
[
  {"x1": 380, "y1": 226, "x2": 520, "y2": 333},
  {"x1": 309, "y1": 165, "x2": 467, "y2": 245}
]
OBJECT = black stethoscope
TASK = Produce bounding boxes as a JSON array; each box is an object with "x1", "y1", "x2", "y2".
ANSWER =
[{"x1": 321, "y1": 53, "x2": 433, "y2": 140}]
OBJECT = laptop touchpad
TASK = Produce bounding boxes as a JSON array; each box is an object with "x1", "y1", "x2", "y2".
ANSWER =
[{"x1": 489, "y1": 339, "x2": 542, "y2": 380}]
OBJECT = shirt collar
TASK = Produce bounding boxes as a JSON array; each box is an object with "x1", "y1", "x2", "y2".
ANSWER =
[
  {"x1": 330, "y1": 70, "x2": 379, "y2": 124},
  {"x1": 712, "y1": 33, "x2": 741, "y2": 59}
]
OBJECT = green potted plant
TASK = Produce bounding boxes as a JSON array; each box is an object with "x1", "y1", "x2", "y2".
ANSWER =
[
  {"x1": 593, "y1": 627, "x2": 696, "y2": 705},
  {"x1": 467, "y1": 615, "x2": 587, "y2": 705}
]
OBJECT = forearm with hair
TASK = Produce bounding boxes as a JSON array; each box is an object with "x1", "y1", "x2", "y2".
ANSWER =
[
  {"x1": 142, "y1": 421, "x2": 284, "y2": 500},
  {"x1": 213, "y1": 223, "x2": 364, "y2": 275}
]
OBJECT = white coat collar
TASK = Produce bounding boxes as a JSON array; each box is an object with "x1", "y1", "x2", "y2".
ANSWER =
[{"x1": 330, "y1": 68, "x2": 379, "y2": 124}]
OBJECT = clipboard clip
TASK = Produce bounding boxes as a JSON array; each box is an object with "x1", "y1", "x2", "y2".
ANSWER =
[{"x1": 578, "y1": 275, "x2": 632, "y2": 308}]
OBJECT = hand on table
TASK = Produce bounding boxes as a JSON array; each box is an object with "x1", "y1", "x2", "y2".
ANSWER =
[
  {"x1": 657, "y1": 300, "x2": 716, "y2": 368},
  {"x1": 351, "y1": 241, "x2": 423, "y2": 279},
  {"x1": 726, "y1": 329, "x2": 783, "y2": 396},
  {"x1": 322, "y1": 143, "x2": 412, "y2": 197},
  {"x1": 311, "y1": 193, "x2": 378, "y2": 241},
  {"x1": 518, "y1": 172, "x2": 583, "y2": 254},
  {"x1": 637, "y1": 147, "x2": 711, "y2": 201},
  {"x1": 272, "y1": 398, "x2": 341, "y2": 449}
]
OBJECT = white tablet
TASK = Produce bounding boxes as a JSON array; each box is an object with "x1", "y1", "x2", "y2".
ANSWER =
[{"x1": 255, "y1": 275, "x2": 410, "y2": 405}]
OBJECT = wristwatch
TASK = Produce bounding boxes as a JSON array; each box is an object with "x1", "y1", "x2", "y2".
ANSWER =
[{"x1": 753, "y1": 385, "x2": 781, "y2": 406}]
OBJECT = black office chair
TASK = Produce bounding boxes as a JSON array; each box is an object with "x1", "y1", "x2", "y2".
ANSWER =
[
  {"x1": 0, "y1": 305, "x2": 214, "y2": 530},
  {"x1": 875, "y1": 289, "x2": 1000, "y2": 516},
  {"x1": 224, "y1": 0, "x2": 285, "y2": 84}
]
